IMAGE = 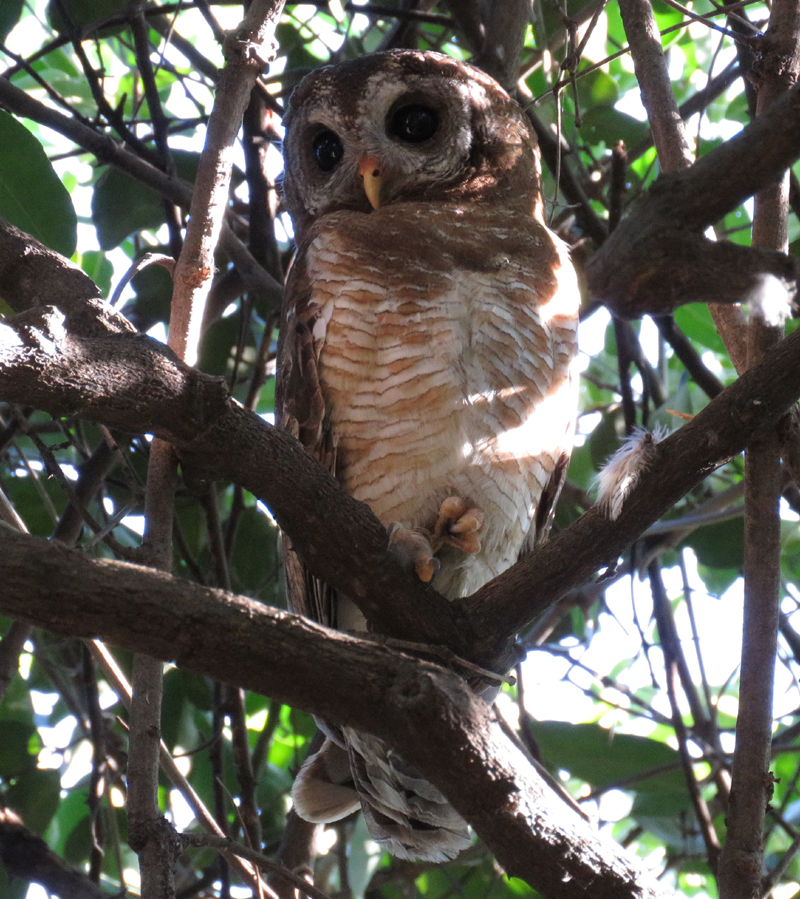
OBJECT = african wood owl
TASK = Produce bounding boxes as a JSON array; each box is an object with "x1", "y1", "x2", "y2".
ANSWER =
[{"x1": 277, "y1": 49, "x2": 580, "y2": 862}]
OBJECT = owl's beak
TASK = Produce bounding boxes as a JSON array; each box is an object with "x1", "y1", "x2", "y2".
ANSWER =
[{"x1": 358, "y1": 155, "x2": 382, "y2": 210}]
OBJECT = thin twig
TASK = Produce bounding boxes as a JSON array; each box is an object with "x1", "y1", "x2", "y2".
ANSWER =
[
  {"x1": 648, "y1": 562, "x2": 721, "y2": 872},
  {"x1": 180, "y1": 833, "x2": 331, "y2": 899}
]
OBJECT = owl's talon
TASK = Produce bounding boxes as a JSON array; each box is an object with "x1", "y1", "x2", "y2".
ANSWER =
[
  {"x1": 432, "y1": 497, "x2": 484, "y2": 555},
  {"x1": 387, "y1": 523, "x2": 438, "y2": 583}
]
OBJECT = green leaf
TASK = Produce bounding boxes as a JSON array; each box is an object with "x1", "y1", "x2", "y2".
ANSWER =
[
  {"x1": 161, "y1": 667, "x2": 211, "y2": 751},
  {"x1": 5, "y1": 768, "x2": 62, "y2": 835},
  {"x1": 696, "y1": 563, "x2": 740, "y2": 597},
  {"x1": 673, "y1": 303, "x2": 728, "y2": 355},
  {"x1": 46, "y1": 0, "x2": 128, "y2": 34},
  {"x1": 564, "y1": 441, "x2": 594, "y2": 492},
  {"x1": 129, "y1": 257, "x2": 173, "y2": 329},
  {"x1": 62, "y1": 797, "x2": 94, "y2": 865},
  {"x1": 725, "y1": 92, "x2": 750, "y2": 125},
  {"x1": 534, "y1": 0, "x2": 604, "y2": 45},
  {"x1": 288, "y1": 706, "x2": 317, "y2": 741},
  {"x1": 589, "y1": 408, "x2": 626, "y2": 473},
  {"x1": 579, "y1": 105, "x2": 650, "y2": 149},
  {"x1": 683, "y1": 516, "x2": 744, "y2": 570},
  {"x1": 0, "y1": 864, "x2": 28, "y2": 899},
  {"x1": 531, "y1": 721, "x2": 685, "y2": 792},
  {"x1": 3, "y1": 474, "x2": 64, "y2": 537},
  {"x1": 38, "y1": 47, "x2": 80, "y2": 78},
  {"x1": 0, "y1": 672, "x2": 36, "y2": 723},
  {"x1": 632, "y1": 792, "x2": 704, "y2": 851},
  {"x1": 231, "y1": 505, "x2": 278, "y2": 592},
  {"x1": 503, "y1": 876, "x2": 543, "y2": 897},
  {"x1": 576, "y1": 69, "x2": 618, "y2": 110},
  {"x1": 0, "y1": 112, "x2": 77, "y2": 257},
  {"x1": 92, "y1": 150, "x2": 201, "y2": 249},
  {"x1": 0, "y1": 720, "x2": 37, "y2": 777},
  {"x1": 256, "y1": 375, "x2": 276, "y2": 417},
  {"x1": 198, "y1": 312, "x2": 243, "y2": 377},
  {"x1": 651, "y1": 0, "x2": 683, "y2": 32},
  {"x1": 79, "y1": 250, "x2": 114, "y2": 297},
  {"x1": 91, "y1": 167, "x2": 165, "y2": 250},
  {"x1": 0, "y1": 0, "x2": 24, "y2": 42}
]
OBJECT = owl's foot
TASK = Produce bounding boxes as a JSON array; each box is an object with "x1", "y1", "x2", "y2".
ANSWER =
[
  {"x1": 387, "y1": 498, "x2": 483, "y2": 583},
  {"x1": 387, "y1": 523, "x2": 439, "y2": 583},
  {"x1": 432, "y1": 496, "x2": 484, "y2": 555}
]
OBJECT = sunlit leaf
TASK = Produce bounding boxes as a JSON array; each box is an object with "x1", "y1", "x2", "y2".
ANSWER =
[{"x1": 532, "y1": 721, "x2": 686, "y2": 792}]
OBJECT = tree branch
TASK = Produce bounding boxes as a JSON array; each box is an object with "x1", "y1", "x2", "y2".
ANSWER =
[
  {"x1": 0, "y1": 806, "x2": 113, "y2": 899},
  {"x1": 0, "y1": 526, "x2": 674, "y2": 899},
  {"x1": 586, "y1": 80, "x2": 800, "y2": 317},
  {"x1": 718, "y1": 2, "x2": 800, "y2": 894},
  {"x1": 4, "y1": 216, "x2": 800, "y2": 672}
]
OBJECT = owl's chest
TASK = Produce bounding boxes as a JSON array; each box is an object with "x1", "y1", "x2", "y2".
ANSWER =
[
  {"x1": 320, "y1": 273, "x2": 467, "y2": 402},
  {"x1": 305, "y1": 229, "x2": 479, "y2": 517}
]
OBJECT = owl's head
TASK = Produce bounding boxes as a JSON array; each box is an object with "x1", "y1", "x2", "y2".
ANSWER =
[{"x1": 282, "y1": 50, "x2": 541, "y2": 241}]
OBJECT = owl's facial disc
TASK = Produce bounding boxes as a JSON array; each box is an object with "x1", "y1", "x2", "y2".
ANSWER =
[{"x1": 282, "y1": 50, "x2": 539, "y2": 238}]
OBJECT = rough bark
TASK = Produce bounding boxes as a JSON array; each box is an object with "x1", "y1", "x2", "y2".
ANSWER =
[
  {"x1": 586, "y1": 80, "x2": 800, "y2": 317},
  {"x1": 0, "y1": 527, "x2": 674, "y2": 899},
  {"x1": 717, "y1": 2, "x2": 800, "y2": 895},
  {"x1": 0, "y1": 807, "x2": 113, "y2": 899},
  {"x1": 4, "y1": 219, "x2": 800, "y2": 673}
]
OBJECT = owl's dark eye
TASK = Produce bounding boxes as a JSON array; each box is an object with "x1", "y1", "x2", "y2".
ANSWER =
[
  {"x1": 388, "y1": 105, "x2": 439, "y2": 143},
  {"x1": 312, "y1": 129, "x2": 344, "y2": 172}
]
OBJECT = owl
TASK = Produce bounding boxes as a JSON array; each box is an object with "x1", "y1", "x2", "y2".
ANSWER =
[{"x1": 277, "y1": 50, "x2": 580, "y2": 862}]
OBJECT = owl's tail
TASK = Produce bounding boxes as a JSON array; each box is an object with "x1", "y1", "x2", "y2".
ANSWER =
[{"x1": 291, "y1": 731, "x2": 471, "y2": 863}]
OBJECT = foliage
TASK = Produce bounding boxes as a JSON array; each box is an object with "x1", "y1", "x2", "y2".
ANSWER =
[{"x1": 0, "y1": 2, "x2": 799, "y2": 899}]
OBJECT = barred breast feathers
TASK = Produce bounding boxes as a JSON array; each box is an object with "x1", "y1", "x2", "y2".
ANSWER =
[{"x1": 300, "y1": 206, "x2": 579, "y2": 586}]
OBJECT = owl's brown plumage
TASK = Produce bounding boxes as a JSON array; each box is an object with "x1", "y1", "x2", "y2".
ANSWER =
[{"x1": 277, "y1": 50, "x2": 580, "y2": 861}]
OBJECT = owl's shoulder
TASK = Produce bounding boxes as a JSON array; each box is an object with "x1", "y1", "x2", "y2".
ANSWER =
[{"x1": 296, "y1": 203, "x2": 561, "y2": 276}]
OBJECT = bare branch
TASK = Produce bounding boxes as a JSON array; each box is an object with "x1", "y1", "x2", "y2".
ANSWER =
[
  {"x1": 0, "y1": 526, "x2": 675, "y2": 899},
  {"x1": 718, "y1": 2, "x2": 800, "y2": 895},
  {"x1": 0, "y1": 806, "x2": 113, "y2": 899},
  {"x1": 617, "y1": 0, "x2": 693, "y2": 171},
  {"x1": 4, "y1": 216, "x2": 800, "y2": 672},
  {"x1": 586, "y1": 80, "x2": 800, "y2": 318}
]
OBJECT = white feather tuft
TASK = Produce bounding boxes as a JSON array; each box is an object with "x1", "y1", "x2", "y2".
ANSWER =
[
  {"x1": 749, "y1": 273, "x2": 793, "y2": 327},
  {"x1": 596, "y1": 425, "x2": 668, "y2": 521}
]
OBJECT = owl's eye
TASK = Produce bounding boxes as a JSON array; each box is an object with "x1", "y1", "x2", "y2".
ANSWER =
[
  {"x1": 388, "y1": 105, "x2": 439, "y2": 143},
  {"x1": 313, "y1": 130, "x2": 344, "y2": 172}
]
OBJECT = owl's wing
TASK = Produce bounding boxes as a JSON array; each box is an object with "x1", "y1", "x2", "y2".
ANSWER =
[
  {"x1": 531, "y1": 448, "x2": 571, "y2": 547},
  {"x1": 518, "y1": 234, "x2": 581, "y2": 556},
  {"x1": 275, "y1": 246, "x2": 336, "y2": 627}
]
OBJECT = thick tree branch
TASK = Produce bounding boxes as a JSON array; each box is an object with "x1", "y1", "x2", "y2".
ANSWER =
[
  {"x1": 455, "y1": 316, "x2": 800, "y2": 663},
  {"x1": 470, "y1": 0, "x2": 530, "y2": 90},
  {"x1": 0, "y1": 527, "x2": 673, "y2": 899},
  {"x1": 0, "y1": 288, "x2": 469, "y2": 655},
  {"x1": 4, "y1": 216, "x2": 800, "y2": 671},
  {"x1": 0, "y1": 218, "x2": 135, "y2": 336},
  {"x1": 0, "y1": 806, "x2": 113, "y2": 899},
  {"x1": 587, "y1": 80, "x2": 800, "y2": 317}
]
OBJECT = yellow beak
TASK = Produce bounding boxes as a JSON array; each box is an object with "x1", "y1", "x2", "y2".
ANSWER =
[{"x1": 358, "y1": 155, "x2": 382, "y2": 210}]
